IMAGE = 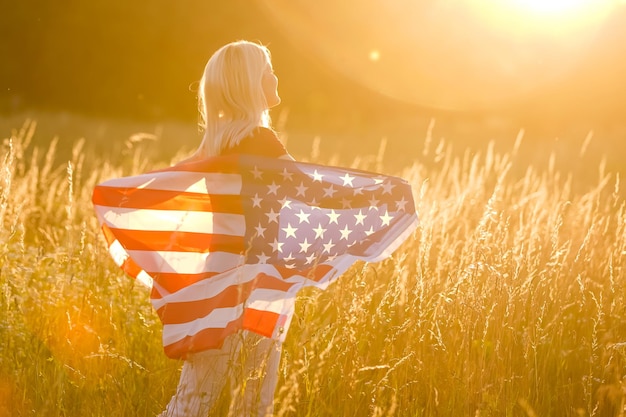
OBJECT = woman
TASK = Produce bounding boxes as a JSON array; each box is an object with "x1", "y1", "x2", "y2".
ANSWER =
[
  {"x1": 93, "y1": 40, "x2": 418, "y2": 417},
  {"x1": 161, "y1": 40, "x2": 289, "y2": 417}
]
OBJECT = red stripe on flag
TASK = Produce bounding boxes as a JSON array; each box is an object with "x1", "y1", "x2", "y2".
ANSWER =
[
  {"x1": 101, "y1": 224, "x2": 117, "y2": 246},
  {"x1": 243, "y1": 308, "x2": 280, "y2": 339},
  {"x1": 120, "y1": 255, "x2": 143, "y2": 280},
  {"x1": 156, "y1": 273, "x2": 296, "y2": 325},
  {"x1": 105, "y1": 228, "x2": 245, "y2": 253},
  {"x1": 151, "y1": 271, "x2": 221, "y2": 296},
  {"x1": 93, "y1": 187, "x2": 243, "y2": 213},
  {"x1": 163, "y1": 316, "x2": 244, "y2": 358}
]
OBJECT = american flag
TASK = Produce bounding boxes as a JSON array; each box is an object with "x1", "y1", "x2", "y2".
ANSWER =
[{"x1": 93, "y1": 155, "x2": 418, "y2": 358}]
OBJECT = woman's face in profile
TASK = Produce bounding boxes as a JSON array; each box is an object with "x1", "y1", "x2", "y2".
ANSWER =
[{"x1": 262, "y1": 65, "x2": 281, "y2": 108}]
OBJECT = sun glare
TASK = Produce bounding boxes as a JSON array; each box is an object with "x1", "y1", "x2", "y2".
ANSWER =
[
  {"x1": 469, "y1": 0, "x2": 617, "y2": 37},
  {"x1": 258, "y1": 0, "x2": 623, "y2": 110},
  {"x1": 510, "y1": 0, "x2": 598, "y2": 15}
]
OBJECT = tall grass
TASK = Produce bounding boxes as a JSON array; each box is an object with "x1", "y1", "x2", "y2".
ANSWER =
[{"x1": 1, "y1": 119, "x2": 624, "y2": 416}]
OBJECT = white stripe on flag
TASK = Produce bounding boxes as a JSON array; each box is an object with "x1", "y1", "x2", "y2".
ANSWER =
[
  {"x1": 162, "y1": 304, "x2": 244, "y2": 345},
  {"x1": 128, "y1": 250, "x2": 245, "y2": 275},
  {"x1": 136, "y1": 270, "x2": 154, "y2": 288},
  {"x1": 246, "y1": 288, "x2": 299, "y2": 314},
  {"x1": 108, "y1": 239, "x2": 129, "y2": 267},
  {"x1": 96, "y1": 206, "x2": 245, "y2": 236}
]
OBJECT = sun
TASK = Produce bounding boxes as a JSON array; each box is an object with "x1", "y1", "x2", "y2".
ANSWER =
[
  {"x1": 468, "y1": 0, "x2": 618, "y2": 38},
  {"x1": 509, "y1": 0, "x2": 600, "y2": 15}
]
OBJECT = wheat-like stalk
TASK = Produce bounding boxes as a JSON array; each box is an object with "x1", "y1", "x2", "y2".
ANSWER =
[{"x1": 0, "y1": 118, "x2": 624, "y2": 416}]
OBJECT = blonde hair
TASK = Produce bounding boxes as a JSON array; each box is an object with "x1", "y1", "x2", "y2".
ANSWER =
[{"x1": 194, "y1": 40, "x2": 274, "y2": 158}]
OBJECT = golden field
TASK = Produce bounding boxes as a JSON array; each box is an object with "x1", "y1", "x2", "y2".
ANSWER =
[{"x1": 1, "y1": 115, "x2": 625, "y2": 416}]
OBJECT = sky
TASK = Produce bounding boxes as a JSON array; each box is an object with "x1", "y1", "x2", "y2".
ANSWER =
[{"x1": 3, "y1": 0, "x2": 626, "y2": 137}]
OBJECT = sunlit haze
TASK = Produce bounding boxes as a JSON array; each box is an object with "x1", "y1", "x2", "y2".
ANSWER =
[{"x1": 259, "y1": 0, "x2": 624, "y2": 112}]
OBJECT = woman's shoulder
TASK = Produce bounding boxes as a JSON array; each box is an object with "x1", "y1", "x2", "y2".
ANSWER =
[
  {"x1": 250, "y1": 126, "x2": 281, "y2": 142},
  {"x1": 225, "y1": 127, "x2": 288, "y2": 158}
]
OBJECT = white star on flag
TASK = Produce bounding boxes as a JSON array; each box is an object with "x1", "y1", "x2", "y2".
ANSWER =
[
  {"x1": 326, "y1": 209, "x2": 340, "y2": 224},
  {"x1": 295, "y1": 210, "x2": 311, "y2": 224},
  {"x1": 267, "y1": 181, "x2": 280, "y2": 195},
  {"x1": 278, "y1": 197, "x2": 292, "y2": 209},
  {"x1": 354, "y1": 210, "x2": 366, "y2": 225},
  {"x1": 280, "y1": 168, "x2": 294, "y2": 181},
  {"x1": 396, "y1": 197, "x2": 408, "y2": 212},
  {"x1": 380, "y1": 210, "x2": 393, "y2": 227},
  {"x1": 270, "y1": 238, "x2": 284, "y2": 253},
  {"x1": 251, "y1": 166, "x2": 263, "y2": 179},
  {"x1": 339, "y1": 225, "x2": 352, "y2": 241},
  {"x1": 299, "y1": 238, "x2": 312, "y2": 253},
  {"x1": 382, "y1": 182, "x2": 395, "y2": 194},
  {"x1": 257, "y1": 253, "x2": 270, "y2": 264},
  {"x1": 255, "y1": 223, "x2": 266, "y2": 238},
  {"x1": 266, "y1": 209, "x2": 280, "y2": 223},
  {"x1": 323, "y1": 184, "x2": 337, "y2": 198},
  {"x1": 282, "y1": 223, "x2": 298, "y2": 239},
  {"x1": 313, "y1": 224, "x2": 326, "y2": 239},
  {"x1": 340, "y1": 173, "x2": 355, "y2": 186},
  {"x1": 295, "y1": 182, "x2": 308, "y2": 197},
  {"x1": 311, "y1": 170, "x2": 324, "y2": 182}
]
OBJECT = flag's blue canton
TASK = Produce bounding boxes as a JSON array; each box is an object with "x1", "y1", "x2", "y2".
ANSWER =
[{"x1": 239, "y1": 156, "x2": 415, "y2": 269}]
